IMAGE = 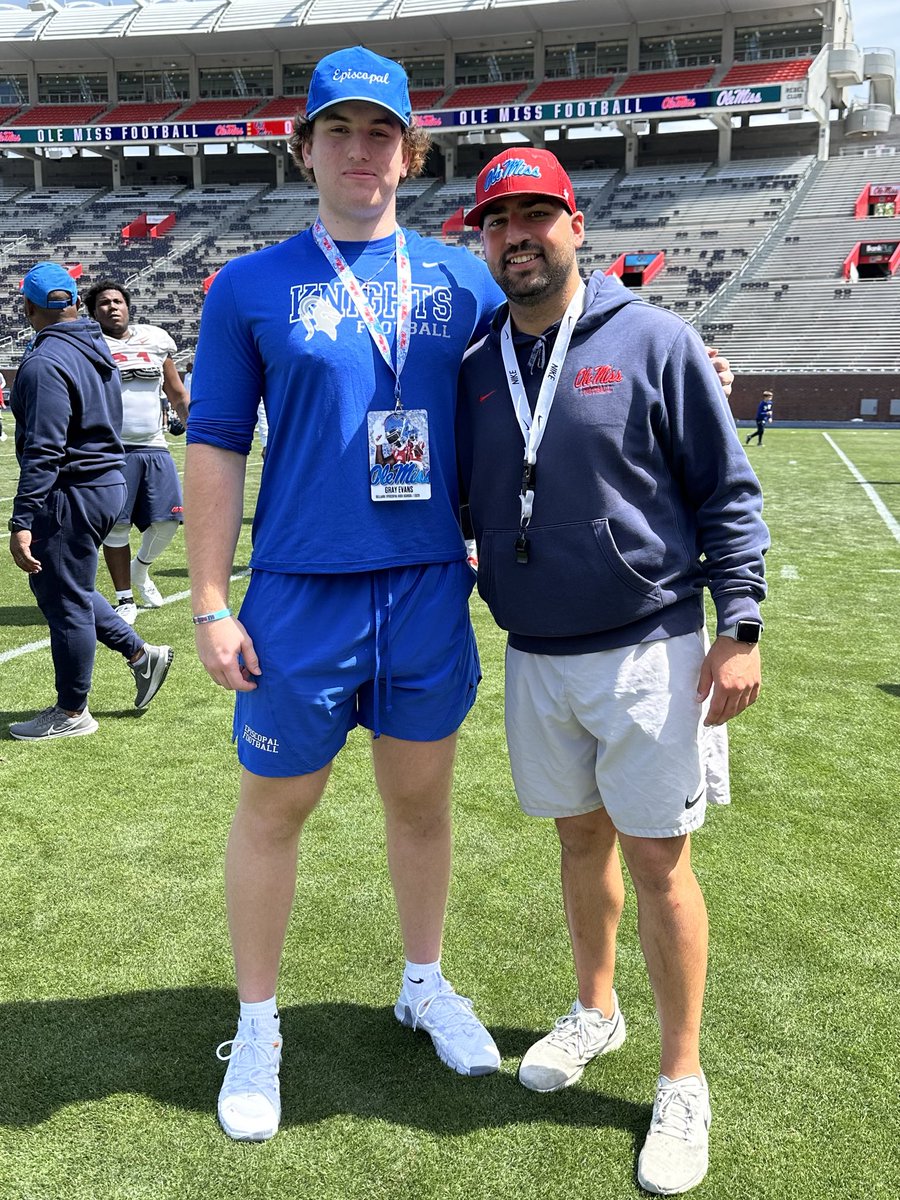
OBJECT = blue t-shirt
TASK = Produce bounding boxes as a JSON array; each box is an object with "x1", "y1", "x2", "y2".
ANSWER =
[{"x1": 188, "y1": 226, "x2": 503, "y2": 573}]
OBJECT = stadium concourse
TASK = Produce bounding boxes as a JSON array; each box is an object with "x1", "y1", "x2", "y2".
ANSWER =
[{"x1": 0, "y1": 0, "x2": 897, "y2": 417}]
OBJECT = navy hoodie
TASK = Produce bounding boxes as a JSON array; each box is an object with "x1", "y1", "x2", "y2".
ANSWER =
[
  {"x1": 11, "y1": 317, "x2": 124, "y2": 531},
  {"x1": 457, "y1": 272, "x2": 769, "y2": 655}
]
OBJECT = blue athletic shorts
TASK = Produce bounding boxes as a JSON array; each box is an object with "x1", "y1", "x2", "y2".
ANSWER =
[
  {"x1": 233, "y1": 561, "x2": 481, "y2": 778},
  {"x1": 115, "y1": 445, "x2": 184, "y2": 530}
]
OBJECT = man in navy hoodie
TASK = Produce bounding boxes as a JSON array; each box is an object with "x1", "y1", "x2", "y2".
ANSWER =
[
  {"x1": 457, "y1": 151, "x2": 769, "y2": 1196},
  {"x1": 8, "y1": 262, "x2": 173, "y2": 740}
]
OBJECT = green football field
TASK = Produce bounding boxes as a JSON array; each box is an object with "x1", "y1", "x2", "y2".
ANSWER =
[{"x1": 0, "y1": 428, "x2": 897, "y2": 1200}]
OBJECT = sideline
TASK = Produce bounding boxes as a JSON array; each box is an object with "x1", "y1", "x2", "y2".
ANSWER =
[
  {"x1": 823, "y1": 432, "x2": 900, "y2": 546},
  {"x1": 0, "y1": 569, "x2": 250, "y2": 665}
]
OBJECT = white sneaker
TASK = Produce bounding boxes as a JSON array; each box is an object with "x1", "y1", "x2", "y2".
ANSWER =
[
  {"x1": 131, "y1": 560, "x2": 164, "y2": 607},
  {"x1": 394, "y1": 973, "x2": 500, "y2": 1076},
  {"x1": 637, "y1": 1072, "x2": 711, "y2": 1195},
  {"x1": 114, "y1": 599, "x2": 139, "y2": 626},
  {"x1": 216, "y1": 1021, "x2": 282, "y2": 1141},
  {"x1": 519, "y1": 992, "x2": 626, "y2": 1093}
]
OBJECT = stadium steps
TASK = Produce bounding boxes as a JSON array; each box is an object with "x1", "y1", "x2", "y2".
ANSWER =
[{"x1": 694, "y1": 154, "x2": 900, "y2": 372}]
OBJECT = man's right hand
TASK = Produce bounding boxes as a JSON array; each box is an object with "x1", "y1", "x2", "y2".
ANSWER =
[
  {"x1": 9, "y1": 529, "x2": 41, "y2": 574},
  {"x1": 194, "y1": 615, "x2": 262, "y2": 691}
]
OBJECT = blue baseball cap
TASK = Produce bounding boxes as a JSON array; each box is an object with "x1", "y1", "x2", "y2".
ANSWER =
[
  {"x1": 21, "y1": 262, "x2": 78, "y2": 309},
  {"x1": 306, "y1": 46, "x2": 411, "y2": 127}
]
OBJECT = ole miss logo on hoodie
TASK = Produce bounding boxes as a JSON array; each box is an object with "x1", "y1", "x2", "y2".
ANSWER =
[{"x1": 574, "y1": 364, "x2": 623, "y2": 395}]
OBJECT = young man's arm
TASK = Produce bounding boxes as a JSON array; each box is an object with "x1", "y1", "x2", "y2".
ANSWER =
[
  {"x1": 162, "y1": 356, "x2": 190, "y2": 424},
  {"x1": 183, "y1": 443, "x2": 260, "y2": 692}
]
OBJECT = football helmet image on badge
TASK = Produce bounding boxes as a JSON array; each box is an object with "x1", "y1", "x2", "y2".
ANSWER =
[
  {"x1": 383, "y1": 412, "x2": 416, "y2": 447},
  {"x1": 379, "y1": 413, "x2": 424, "y2": 465}
]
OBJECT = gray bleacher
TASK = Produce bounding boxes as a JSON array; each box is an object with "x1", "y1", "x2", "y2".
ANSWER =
[
  {"x1": 575, "y1": 158, "x2": 812, "y2": 319},
  {"x1": 0, "y1": 153, "x2": 894, "y2": 374},
  {"x1": 697, "y1": 151, "x2": 900, "y2": 372}
]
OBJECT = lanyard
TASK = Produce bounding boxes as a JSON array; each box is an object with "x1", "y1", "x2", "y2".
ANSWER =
[
  {"x1": 312, "y1": 217, "x2": 413, "y2": 409},
  {"x1": 499, "y1": 282, "x2": 585, "y2": 559}
]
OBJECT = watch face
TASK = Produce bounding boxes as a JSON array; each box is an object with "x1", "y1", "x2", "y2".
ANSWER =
[{"x1": 736, "y1": 620, "x2": 762, "y2": 644}]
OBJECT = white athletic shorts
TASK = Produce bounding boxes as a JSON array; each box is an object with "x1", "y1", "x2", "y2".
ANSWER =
[{"x1": 504, "y1": 630, "x2": 727, "y2": 838}]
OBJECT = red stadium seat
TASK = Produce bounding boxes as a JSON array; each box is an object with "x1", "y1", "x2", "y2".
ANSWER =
[
  {"x1": 410, "y1": 88, "x2": 445, "y2": 110},
  {"x1": 253, "y1": 96, "x2": 306, "y2": 119},
  {"x1": 98, "y1": 102, "x2": 182, "y2": 125},
  {"x1": 172, "y1": 98, "x2": 258, "y2": 122},
  {"x1": 528, "y1": 76, "x2": 615, "y2": 103},
  {"x1": 718, "y1": 59, "x2": 814, "y2": 86},
  {"x1": 614, "y1": 67, "x2": 716, "y2": 96},
  {"x1": 443, "y1": 82, "x2": 527, "y2": 108},
  {"x1": 10, "y1": 103, "x2": 107, "y2": 127}
]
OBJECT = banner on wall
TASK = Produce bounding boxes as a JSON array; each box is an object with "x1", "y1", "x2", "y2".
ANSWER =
[{"x1": 0, "y1": 85, "x2": 789, "y2": 148}]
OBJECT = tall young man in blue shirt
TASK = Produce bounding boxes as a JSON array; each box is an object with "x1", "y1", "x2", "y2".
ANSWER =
[{"x1": 184, "y1": 47, "x2": 505, "y2": 1141}]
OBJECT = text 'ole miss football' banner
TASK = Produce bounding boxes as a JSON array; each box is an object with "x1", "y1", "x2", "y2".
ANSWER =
[
  {"x1": 0, "y1": 84, "x2": 789, "y2": 148},
  {"x1": 416, "y1": 85, "x2": 786, "y2": 127},
  {"x1": 0, "y1": 118, "x2": 296, "y2": 146}
]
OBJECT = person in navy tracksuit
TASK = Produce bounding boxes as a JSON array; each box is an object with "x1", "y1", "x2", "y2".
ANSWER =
[
  {"x1": 7, "y1": 262, "x2": 173, "y2": 741},
  {"x1": 745, "y1": 389, "x2": 774, "y2": 445}
]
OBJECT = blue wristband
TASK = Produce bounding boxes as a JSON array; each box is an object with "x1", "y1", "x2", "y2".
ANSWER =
[{"x1": 192, "y1": 608, "x2": 232, "y2": 625}]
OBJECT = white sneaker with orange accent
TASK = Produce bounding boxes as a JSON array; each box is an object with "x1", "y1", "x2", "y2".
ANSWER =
[{"x1": 216, "y1": 1019, "x2": 283, "y2": 1141}]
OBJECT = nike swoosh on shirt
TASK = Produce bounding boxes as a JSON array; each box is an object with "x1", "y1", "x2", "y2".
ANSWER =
[
  {"x1": 478, "y1": 390, "x2": 496, "y2": 403},
  {"x1": 422, "y1": 262, "x2": 440, "y2": 268}
]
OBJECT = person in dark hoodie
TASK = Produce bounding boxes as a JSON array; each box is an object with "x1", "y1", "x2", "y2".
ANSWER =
[
  {"x1": 456, "y1": 151, "x2": 769, "y2": 1197},
  {"x1": 7, "y1": 262, "x2": 174, "y2": 741}
]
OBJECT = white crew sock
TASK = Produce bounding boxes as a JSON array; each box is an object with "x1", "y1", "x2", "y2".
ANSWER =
[
  {"x1": 403, "y1": 959, "x2": 442, "y2": 994},
  {"x1": 115, "y1": 588, "x2": 135, "y2": 602},
  {"x1": 239, "y1": 996, "x2": 280, "y2": 1025}
]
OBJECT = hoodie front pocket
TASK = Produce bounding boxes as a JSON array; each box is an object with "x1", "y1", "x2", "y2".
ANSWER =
[{"x1": 477, "y1": 519, "x2": 662, "y2": 638}]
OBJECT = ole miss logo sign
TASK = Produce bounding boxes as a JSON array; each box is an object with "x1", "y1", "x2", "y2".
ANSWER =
[{"x1": 574, "y1": 364, "x2": 623, "y2": 394}]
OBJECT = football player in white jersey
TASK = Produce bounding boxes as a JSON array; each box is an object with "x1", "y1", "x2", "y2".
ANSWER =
[{"x1": 85, "y1": 281, "x2": 190, "y2": 623}]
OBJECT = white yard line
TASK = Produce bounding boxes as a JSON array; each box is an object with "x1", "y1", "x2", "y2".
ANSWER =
[
  {"x1": 0, "y1": 569, "x2": 249, "y2": 665},
  {"x1": 822, "y1": 432, "x2": 900, "y2": 547},
  {"x1": 780, "y1": 565, "x2": 799, "y2": 580}
]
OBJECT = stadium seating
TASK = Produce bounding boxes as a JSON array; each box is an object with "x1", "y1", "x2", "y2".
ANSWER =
[
  {"x1": 442, "y1": 82, "x2": 528, "y2": 108},
  {"x1": 527, "y1": 76, "x2": 615, "y2": 103},
  {"x1": 252, "y1": 96, "x2": 306, "y2": 119},
  {"x1": 98, "y1": 102, "x2": 183, "y2": 125},
  {"x1": 614, "y1": 67, "x2": 716, "y2": 96},
  {"x1": 698, "y1": 153, "x2": 900, "y2": 372},
  {"x1": 172, "y1": 99, "x2": 259, "y2": 122},
  {"x1": 718, "y1": 58, "x2": 814, "y2": 86},
  {"x1": 9, "y1": 103, "x2": 107, "y2": 126},
  {"x1": 410, "y1": 89, "x2": 446, "y2": 111},
  {"x1": 0, "y1": 144, "x2": 896, "y2": 379}
]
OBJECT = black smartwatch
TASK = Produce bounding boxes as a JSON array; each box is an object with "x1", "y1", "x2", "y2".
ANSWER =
[{"x1": 718, "y1": 620, "x2": 762, "y2": 644}]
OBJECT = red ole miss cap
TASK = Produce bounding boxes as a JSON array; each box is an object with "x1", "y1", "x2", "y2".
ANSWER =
[{"x1": 464, "y1": 148, "x2": 577, "y2": 227}]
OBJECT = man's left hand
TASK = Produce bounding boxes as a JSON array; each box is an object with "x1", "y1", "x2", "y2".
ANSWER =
[
  {"x1": 706, "y1": 347, "x2": 734, "y2": 398},
  {"x1": 697, "y1": 637, "x2": 760, "y2": 725},
  {"x1": 9, "y1": 529, "x2": 41, "y2": 574}
]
